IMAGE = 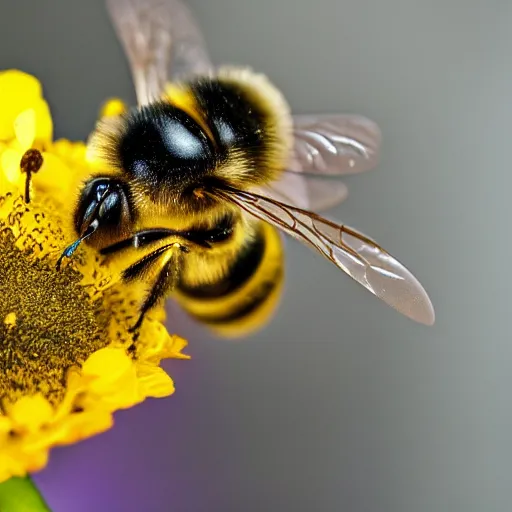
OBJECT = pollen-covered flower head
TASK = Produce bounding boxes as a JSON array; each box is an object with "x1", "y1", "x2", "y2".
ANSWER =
[{"x1": 0, "y1": 69, "x2": 189, "y2": 483}]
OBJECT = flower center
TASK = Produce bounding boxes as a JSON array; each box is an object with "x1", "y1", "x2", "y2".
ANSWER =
[{"x1": 0, "y1": 227, "x2": 110, "y2": 407}]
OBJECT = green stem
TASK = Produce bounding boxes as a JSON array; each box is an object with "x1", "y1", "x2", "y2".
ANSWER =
[{"x1": 0, "y1": 476, "x2": 51, "y2": 512}]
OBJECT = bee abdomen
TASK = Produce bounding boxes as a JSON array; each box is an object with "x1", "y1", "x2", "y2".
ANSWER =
[{"x1": 176, "y1": 222, "x2": 284, "y2": 338}]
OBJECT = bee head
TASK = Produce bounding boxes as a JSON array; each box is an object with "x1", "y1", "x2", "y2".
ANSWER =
[{"x1": 74, "y1": 176, "x2": 135, "y2": 249}]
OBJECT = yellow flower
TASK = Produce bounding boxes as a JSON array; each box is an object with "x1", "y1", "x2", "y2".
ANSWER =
[
  {"x1": 99, "y1": 97, "x2": 128, "y2": 118},
  {"x1": 0, "y1": 70, "x2": 189, "y2": 483}
]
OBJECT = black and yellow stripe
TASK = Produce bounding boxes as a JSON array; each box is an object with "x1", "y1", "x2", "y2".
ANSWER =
[{"x1": 176, "y1": 221, "x2": 284, "y2": 338}]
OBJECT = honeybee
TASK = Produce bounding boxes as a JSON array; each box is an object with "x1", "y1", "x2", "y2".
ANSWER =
[{"x1": 57, "y1": 0, "x2": 435, "y2": 337}]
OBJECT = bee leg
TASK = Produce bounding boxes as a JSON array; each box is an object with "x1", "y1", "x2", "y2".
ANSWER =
[
  {"x1": 123, "y1": 247, "x2": 174, "y2": 337},
  {"x1": 128, "y1": 255, "x2": 180, "y2": 335},
  {"x1": 118, "y1": 242, "x2": 188, "y2": 339},
  {"x1": 100, "y1": 228, "x2": 181, "y2": 256},
  {"x1": 122, "y1": 244, "x2": 174, "y2": 282}
]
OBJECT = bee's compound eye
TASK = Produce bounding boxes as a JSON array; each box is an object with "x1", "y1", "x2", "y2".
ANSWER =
[
  {"x1": 75, "y1": 177, "x2": 134, "y2": 248},
  {"x1": 94, "y1": 182, "x2": 109, "y2": 200}
]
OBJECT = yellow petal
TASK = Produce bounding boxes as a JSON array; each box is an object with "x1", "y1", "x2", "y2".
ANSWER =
[
  {"x1": 169, "y1": 334, "x2": 190, "y2": 357},
  {"x1": 33, "y1": 98, "x2": 53, "y2": 143},
  {"x1": 8, "y1": 395, "x2": 53, "y2": 433},
  {"x1": 0, "y1": 417, "x2": 11, "y2": 436},
  {"x1": 82, "y1": 348, "x2": 146, "y2": 408},
  {"x1": 51, "y1": 138, "x2": 73, "y2": 158},
  {"x1": 100, "y1": 98, "x2": 127, "y2": 118},
  {"x1": 14, "y1": 109, "x2": 36, "y2": 149},
  {"x1": 13, "y1": 450, "x2": 49, "y2": 474},
  {"x1": 137, "y1": 366, "x2": 175, "y2": 398},
  {"x1": 82, "y1": 347, "x2": 132, "y2": 382},
  {"x1": 0, "y1": 70, "x2": 42, "y2": 100},
  {"x1": 69, "y1": 142, "x2": 87, "y2": 162},
  {"x1": 0, "y1": 70, "x2": 43, "y2": 141},
  {"x1": 1, "y1": 148, "x2": 22, "y2": 184},
  {"x1": 56, "y1": 410, "x2": 113, "y2": 446},
  {"x1": 0, "y1": 454, "x2": 26, "y2": 480},
  {"x1": 33, "y1": 152, "x2": 73, "y2": 195}
]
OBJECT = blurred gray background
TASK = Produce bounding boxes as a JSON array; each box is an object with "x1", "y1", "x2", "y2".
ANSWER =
[{"x1": 1, "y1": 0, "x2": 511, "y2": 511}]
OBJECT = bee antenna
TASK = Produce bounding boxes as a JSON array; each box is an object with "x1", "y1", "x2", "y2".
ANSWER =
[{"x1": 55, "y1": 221, "x2": 98, "y2": 270}]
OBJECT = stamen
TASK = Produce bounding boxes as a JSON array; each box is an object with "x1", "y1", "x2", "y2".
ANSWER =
[{"x1": 20, "y1": 148, "x2": 43, "y2": 204}]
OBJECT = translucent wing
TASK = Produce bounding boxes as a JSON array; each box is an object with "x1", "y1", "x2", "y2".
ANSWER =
[
  {"x1": 257, "y1": 173, "x2": 348, "y2": 212},
  {"x1": 105, "y1": 0, "x2": 213, "y2": 105},
  {"x1": 213, "y1": 186, "x2": 435, "y2": 326},
  {"x1": 288, "y1": 114, "x2": 382, "y2": 176}
]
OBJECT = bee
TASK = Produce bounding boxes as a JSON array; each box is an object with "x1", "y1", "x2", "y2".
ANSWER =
[{"x1": 57, "y1": 0, "x2": 435, "y2": 337}]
